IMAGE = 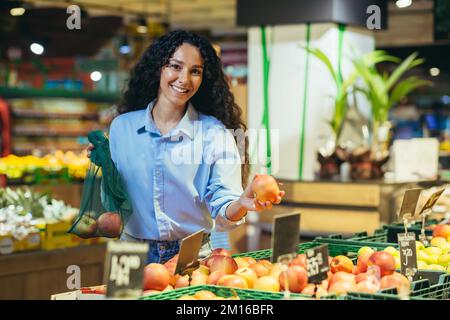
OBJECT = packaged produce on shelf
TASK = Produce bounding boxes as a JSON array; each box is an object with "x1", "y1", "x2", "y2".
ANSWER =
[{"x1": 0, "y1": 150, "x2": 90, "y2": 180}]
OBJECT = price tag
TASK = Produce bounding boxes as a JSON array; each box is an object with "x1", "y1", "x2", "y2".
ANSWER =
[
  {"x1": 175, "y1": 229, "x2": 205, "y2": 275},
  {"x1": 103, "y1": 241, "x2": 149, "y2": 299},
  {"x1": 416, "y1": 189, "x2": 445, "y2": 218},
  {"x1": 397, "y1": 232, "x2": 418, "y2": 280},
  {"x1": 398, "y1": 189, "x2": 422, "y2": 220},
  {"x1": 271, "y1": 212, "x2": 301, "y2": 263},
  {"x1": 306, "y1": 244, "x2": 329, "y2": 284}
]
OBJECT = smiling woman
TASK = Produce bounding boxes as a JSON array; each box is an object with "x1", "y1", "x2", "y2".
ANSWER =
[{"x1": 86, "y1": 29, "x2": 285, "y2": 264}]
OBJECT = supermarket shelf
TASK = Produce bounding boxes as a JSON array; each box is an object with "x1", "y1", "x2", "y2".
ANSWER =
[
  {"x1": 12, "y1": 146, "x2": 86, "y2": 155},
  {"x1": 12, "y1": 109, "x2": 99, "y2": 120},
  {"x1": 13, "y1": 128, "x2": 92, "y2": 137},
  {"x1": 0, "y1": 86, "x2": 120, "y2": 102}
]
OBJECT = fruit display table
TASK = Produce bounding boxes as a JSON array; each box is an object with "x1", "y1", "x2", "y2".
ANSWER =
[
  {"x1": 256, "y1": 179, "x2": 446, "y2": 237},
  {"x1": 0, "y1": 243, "x2": 106, "y2": 299}
]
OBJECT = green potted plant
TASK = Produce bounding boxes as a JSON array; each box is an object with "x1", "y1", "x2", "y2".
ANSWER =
[
  {"x1": 305, "y1": 47, "x2": 358, "y2": 179},
  {"x1": 351, "y1": 51, "x2": 431, "y2": 179}
]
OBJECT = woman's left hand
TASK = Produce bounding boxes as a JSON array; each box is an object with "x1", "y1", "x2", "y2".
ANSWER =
[{"x1": 239, "y1": 182, "x2": 285, "y2": 212}]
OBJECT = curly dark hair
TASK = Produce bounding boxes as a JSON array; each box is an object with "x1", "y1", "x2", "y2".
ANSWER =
[{"x1": 118, "y1": 29, "x2": 249, "y2": 186}]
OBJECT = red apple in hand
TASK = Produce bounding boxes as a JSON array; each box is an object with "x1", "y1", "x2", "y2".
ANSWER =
[{"x1": 251, "y1": 174, "x2": 281, "y2": 203}]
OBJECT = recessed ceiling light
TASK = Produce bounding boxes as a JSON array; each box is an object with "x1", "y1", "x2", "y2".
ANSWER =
[
  {"x1": 90, "y1": 71, "x2": 102, "y2": 82},
  {"x1": 430, "y1": 68, "x2": 440, "y2": 77},
  {"x1": 396, "y1": 0, "x2": 412, "y2": 9},
  {"x1": 30, "y1": 43, "x2": 44, "y2": 55},
  {"x1": 10, "y1": 7, "x2": 25, "y2": 16}
]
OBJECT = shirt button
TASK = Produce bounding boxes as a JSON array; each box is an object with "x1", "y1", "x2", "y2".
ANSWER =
[{"x1": 155, "y1": 170, "x2": 161, "y2": 176}]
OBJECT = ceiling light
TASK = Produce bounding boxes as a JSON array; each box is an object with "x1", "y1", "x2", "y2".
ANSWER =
[
  {"x1": 396, "y1": 0, "x2": 412, "y2": 9},
  {"x1": 119, "y1": 36, "x2": 131, "y2": 55},
  {"x1": 430, "y1": 67, "x2": 440, "y2": 77},
  {"x1": 30, "y1": 43, "x2": 44, "y2": 55},
  {"x1": 10, "y1": 7, "x2": 25, "y2": 16},
  {"x1": 90, "y1": 71, "x2": 102, "y2": 82},
  {"x1": 137, "y1": 17, "x2": 148, "y2": 34}
]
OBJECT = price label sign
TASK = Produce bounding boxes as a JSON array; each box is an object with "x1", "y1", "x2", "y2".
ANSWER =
[
  {"x1": 175, "y1": 229, "x2": 205, "y2": 275},
  {"x1": 306, "y1": 244, "x2": 329, "y2": 284},
  {"x1": 397, "y1": 232, "x2": 418, "y2": 279},
  {"x1": 416, "y1": 189, "x2": 445, "y2": 218},
  {"x1": 103, "y1": 241, "x2": 149, "y2": 299},
  {"x1": 271, "y1": 212, "x2": 301, "y2": 263},
  {"x1": 398, "y1": 189, "x2": 422, "y2": 220}
]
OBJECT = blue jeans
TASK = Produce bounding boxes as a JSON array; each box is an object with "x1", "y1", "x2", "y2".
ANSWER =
[{"x1": 120, "y1": 232, "x2": 213, "y2": 264}]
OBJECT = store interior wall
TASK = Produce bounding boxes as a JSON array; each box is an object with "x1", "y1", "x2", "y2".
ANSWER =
[{"x1": 248, "y1": 23, "x2": 374, "y2": 180}]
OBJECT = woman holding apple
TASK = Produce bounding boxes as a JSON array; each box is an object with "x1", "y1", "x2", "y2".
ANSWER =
[{"x1": 87, "y1": 30, "x2": 284, "y2": 264}]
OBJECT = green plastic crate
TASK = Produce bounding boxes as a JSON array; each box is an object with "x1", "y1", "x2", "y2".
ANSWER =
[
  {"x1": 140, "y1": 285, "x2": 311, "y2": 300},
  {"x1": 410, "y1": 273, "x2": 450, "y2": 299}
]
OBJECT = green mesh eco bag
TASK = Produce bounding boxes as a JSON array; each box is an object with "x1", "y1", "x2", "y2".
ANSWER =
[{"x1": 69, "y1": 130, "x2": 132, "y2": 239}]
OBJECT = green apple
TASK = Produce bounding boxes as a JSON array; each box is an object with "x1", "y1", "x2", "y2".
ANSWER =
[
  {"x1": 417, "y1": 260, "x2": 428, "y2": 270},
  {"x1": 437, "y1": 253, "x2": 450, "y2": 267},
  {"x1": 447, "y1": 265, "x2": 450, "y2": 274},
  {"x1": 358, "y1": 246, "x2": 375, "y2": 257},
  {"x1": 426, "y1": 264, "x2": 446, "y2": 271},
  {"x1": 416, "y1": 241, "x2": 425, "y2": 251},
  {"x1": 423, "y1": 246, "x2": 443, "y2": 257},
  {"x1": 383, "y1": 246, "x2": 399, "y2": 257},
  {"x1": 430, "y1": 237, "x2": 447, "y2": 247}
]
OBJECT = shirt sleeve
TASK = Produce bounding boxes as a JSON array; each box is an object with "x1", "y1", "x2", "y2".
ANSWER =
[{"x1": 203, "y1": 127, "x2": 246, "y2": 232}]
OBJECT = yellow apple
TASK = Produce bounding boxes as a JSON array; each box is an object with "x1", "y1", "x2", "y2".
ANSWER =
[
  {"x1": 447, "y1": 235, "x2": 450, "y2": 243},
  {"x1": 416, "y1": 241, "x2": 425, "y2": 251},
  {"x1": 447, "y1": 265, "x2": 450, "y2": 274},
  {"x1": 437, "y1": 253, "x2": 450, "y2": 267},
  {"x1": 253, "y1": 276, "x2": 280, "y2": 292},
  {"x1": 438, "y1": 242, "x2": 450, "y2": 254},
  {"x1": 394, "y1": 256, "x2": 401, "y2": 270},
  {"x1": 196, "y1": 265, "x2": 210, "y2": 276},
  {"x1": 234, "y1": 267, "x2": 258, "y2": 289},
  {"x1": 384, "y1": 246, "x2": 399, "y2": 257},
  {"x1": 430, "y1": 237, "x2": 447, "y2": 247},
  {"x1": 358, "y1": 246, "x2": 375, "y2": 257},
  {"x1": 426, "y1": 264, "x2": 446, "y2": 271},
  {"x1": 424, "y1": 246, "x2": 443, "y2": 257},
  {"x1": 417, "y1": 260, "x2": 428, "y2": 270},
  {"x1": 417, "y1": 250, "x2": 431, "y2": 263}
]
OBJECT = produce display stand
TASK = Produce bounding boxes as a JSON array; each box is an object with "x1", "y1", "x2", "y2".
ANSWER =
[
  {"x1": 0, "y1": 243, "x2": 106, "y2": 299},
  {"x1": 141, "y1": 285, "x2": 309, "y2": 300},
  {"x1": 256, "y1": 179, "x2": 445, "y2": 236}
]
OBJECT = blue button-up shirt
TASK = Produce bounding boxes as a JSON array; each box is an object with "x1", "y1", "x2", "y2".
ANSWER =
[{"x1": 109, "y1": 100, "x2": 245, "y2": 241}]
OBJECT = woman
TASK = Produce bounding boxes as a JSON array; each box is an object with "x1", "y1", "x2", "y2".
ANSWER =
[{"x1": 89, "y1": 30, "x2": 284, "y2": 263}]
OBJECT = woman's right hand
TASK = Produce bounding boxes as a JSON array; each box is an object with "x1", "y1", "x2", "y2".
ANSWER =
[{"x1": 86, "y1": 143, "x2": 94, "y2": 158}]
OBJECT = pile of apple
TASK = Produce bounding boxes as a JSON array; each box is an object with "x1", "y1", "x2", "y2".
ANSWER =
[
  {"x1": 380, "y1": 224, "x2": 450, "y2": 273},
  {"x1": 177, "y1": 290, "x2": 240, "y2": 300},
  {"x1": 141, "y1": 246, "x2": 413, "y2": 298}
]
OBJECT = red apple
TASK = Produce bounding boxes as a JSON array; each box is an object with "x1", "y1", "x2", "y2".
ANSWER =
[
  {"x1": 249, "y1": 262, "x2": 270, "y2": 278},
  {"x1": 217, "y1": 275, "x2": 248, "y2": 289},
  {"x1": 367, "y1": 251, "x2": 396, "y2": 277},
  {"x1": 301, "y1": 284, "x2": 316, "y2": 295},
  {"x1": 328, "y1": 272, "x2": 356, "y2": 289},
  {"x1": 380, "y1": 272, "x2": 410, "y2": 291},
  {"x1": 97, "y1": 212, "x2": 123, "y2": 238},
  {"x1": 290, "y1": 254, "x2": 306, "y2": 269},
  {"x1": 144, "y1": 263, "x2": 170, "y2": 291},
  {"x1": 209, "y1": 255, "x2": 238, "y2": 275},
  {"x1": 355, "y1": 273, "x2": 380, "y2": 287},
  {"x1": 251, "y1": 174, "x2": 280, "y2": 203},
  {"x1": 355, "y1": 281, "x2": 379, "y2": 294},
  {"x1": 234, "y1": 267, "x2": 258, "y2": 288},
  {"x1": 207, "y1": 271, "x2": 226, "y2": 285},
  {"x1": 432, "y1": 224, "x2": 450, "y2": 239},
  {"x1": 211, "y1": 248, "x2": 231, "y2": 257},
  {"x1": 330, "y1": 255, "x2": 354, "y2": 274},
  {"x1": 356, "y1": 252, "x2": 372, "y2": 273},
  {"x1": 279, "y1": 265, "x2": 308, "y2": 293},
  {"x1": 328, "y1": 281, "x2": 355, "y2": 296}
]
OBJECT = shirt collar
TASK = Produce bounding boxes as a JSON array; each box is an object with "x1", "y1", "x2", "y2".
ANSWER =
[{"x1": 137, "y1": 100, "x2": 198, "y2": 140}]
